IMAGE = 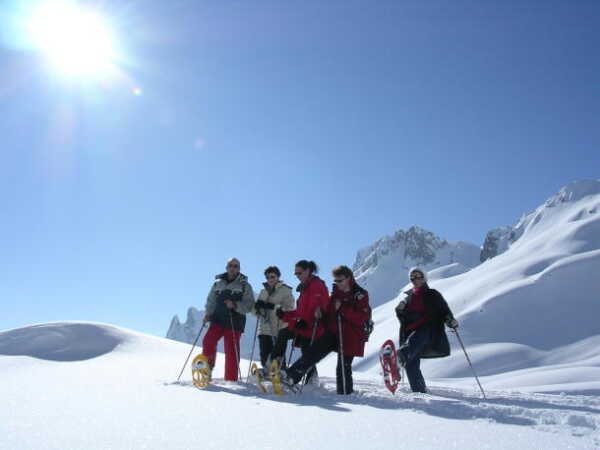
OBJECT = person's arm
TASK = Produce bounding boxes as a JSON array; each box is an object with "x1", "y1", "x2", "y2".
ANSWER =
[
  {"x1": 204, "y1": 283, "x2": 218, "y2": 321},
  {"x1": 281, "y1": 287, "x2": 295, "y2": 312},
  {"x1": 235, "y1": 282, "x2": 255, "y2": 314}
]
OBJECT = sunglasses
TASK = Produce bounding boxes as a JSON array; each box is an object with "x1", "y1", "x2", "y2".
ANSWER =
[
  {"x1": 294, "y1": 271, "x2": 303, "y2": 276},
  {"x1": 266, "y1": 274, "x2": 278, "y2": 279},
  {"x1": 410, "y1": 276, "x2": 424, "y2": 281},
  {"x1": 333, "y1": 278, "x2": 346, "y2": 283},
  {"x1": 227, "y1": 264, "x2": 240, "y2": 269}
]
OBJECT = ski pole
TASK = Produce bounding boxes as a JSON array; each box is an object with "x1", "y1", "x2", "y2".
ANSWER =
[
  {"x1": 228, "y1": 309, "x2": 243, "y2": 382},
  {"x1": 298, "y1": 319, "x2": 319, "y2": 393},
  {"x1": 398, "y1": 328, "x2": 405, "y2": 387},
  {"x1": 287, "y1": 334, "x2": 297, "y2": 366},
  {"x1": 245, "y1": 312, "x2": 260, "y2": 382},
  {"x1": 337, "y1": 313, "x2": 347, "y2": 395},
  {"x1": 453, "y1": 329, "x2": 486, "y2": 399},
  {"x1": 176, "y1": 321, "x2": 207, "y2": 382}
]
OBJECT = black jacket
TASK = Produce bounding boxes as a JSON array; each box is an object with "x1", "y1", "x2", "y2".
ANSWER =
[{"x1": 397, "y1": 284, "x2": 455, "y2": 359}]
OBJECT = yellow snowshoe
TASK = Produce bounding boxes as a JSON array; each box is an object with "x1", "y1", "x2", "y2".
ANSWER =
[
  {"x1": 251, "y1": 363, "x2": 268, "y2": 394},
  {"x1": 269, "y1": 359, "x2": 284, "y2": 396},
  {"x1": 191, "y1": 354, "x2": 211, "y2": 388}
]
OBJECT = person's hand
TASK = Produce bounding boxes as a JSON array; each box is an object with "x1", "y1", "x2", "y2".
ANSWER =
[
  {"x1": 395, "y1": 300, "x2": 407, "y2": 319},
  {"x1": 203, "y1": 314, "x2": 211, "y2": 323},
  {"x1": 335, "y1": 300, "x2": 341, "y2": 311},
  {"x1": 275, "y1": 307, "x2": 285, "y2": 319},
  {"x1": 446, "y1": 317, "x2": 459, "y2": 329},
  {"x1": 314, "y1": 307, "x2": 322, "y2": 320},
  {"x1": 295, "y1": 319, "x2": 308, "y2": 330},
  {"x1": 255, "y1": 300, "x2": 267, "y2": 311},
  {"x1": 224, "y1": 299, "x2": 235, "y2": 310}
]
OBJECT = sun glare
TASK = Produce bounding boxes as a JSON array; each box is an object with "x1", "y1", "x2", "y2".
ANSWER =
[{"x1": 27, "y1": 0, "x2": 117, "y2": 78}]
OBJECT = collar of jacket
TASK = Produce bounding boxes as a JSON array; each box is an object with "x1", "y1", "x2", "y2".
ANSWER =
[
  {"x1": 263, "y1": 281, "x2": 279, "y2": 293},
  {"x1": 333, "y1": 280, "x2": 365, "y2": 299},
  {"x1": 216, "y1": 272, "x2": 247, "y2": 284},
  {"x1": 404, "y1": 282, "x2": 430, "y2": 296},
  {"x1": 296, "y1": 275, "x2": 317, "y2": 293}
]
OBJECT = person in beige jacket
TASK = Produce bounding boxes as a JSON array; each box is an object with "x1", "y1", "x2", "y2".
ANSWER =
[{"x1": 253, "y1": 266, "x2": 295, "y2": 372}]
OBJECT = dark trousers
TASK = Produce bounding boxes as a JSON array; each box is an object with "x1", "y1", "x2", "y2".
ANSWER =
[
  {"x1": 399, "y1": 325, "x2": 433, "y2": 393},
  {"x1": 288, "y1": 332, "x2": 354, "y2": 394},
  {"x1": 272, "y1": 328, "x2": 317, "y2": 382},
  {"x1": 258, "y1": 334, "x2": 275, "y2": 367}
]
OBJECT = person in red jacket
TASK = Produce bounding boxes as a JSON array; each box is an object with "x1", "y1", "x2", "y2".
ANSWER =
[
  {"x1": 281, "y1": 265, "x2": 371, "y2": 394},
  {"x1": 271, "y1": 260, "x2": 329, "y2": 384}
]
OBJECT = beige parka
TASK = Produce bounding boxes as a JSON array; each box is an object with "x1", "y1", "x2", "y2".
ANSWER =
[{"x1": 253, "y1": 281, "x2": 295, "y2": 336}]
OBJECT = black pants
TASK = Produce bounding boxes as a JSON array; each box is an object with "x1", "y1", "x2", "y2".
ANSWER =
[
  {"x1": 258, "y1": 334, "x2": 276, "y2": 367},
  {"x1": 288, "y1": 332, "x2": 354, "y2": 394},
  {"x1": 272, "y1": 328, "x2": 317, "y2": 382}
]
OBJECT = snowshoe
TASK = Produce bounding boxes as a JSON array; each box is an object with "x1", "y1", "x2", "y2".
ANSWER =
[
  {"x1": 269, "y1": 360, "x2": 286, "y2": 395},
  {"x1": 379, "y1": 339, "x2": 400, "y2": 394},
  {"x1": 191, "y1": 354, "x2": 211, "y2": 388},
  {"x1": 250, "y1": 363, "x2": 268, "y2": 394}
]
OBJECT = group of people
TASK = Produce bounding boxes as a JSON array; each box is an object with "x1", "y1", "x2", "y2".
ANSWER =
[{"x1": 199, "y1": 257, "x2": 458, "y2": 395}]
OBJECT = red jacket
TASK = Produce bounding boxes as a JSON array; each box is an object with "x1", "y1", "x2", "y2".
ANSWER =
[
  {"x1": 326, "y1": 282, "x2": 371, "y2": 357},
  {"x1": 282, "y1": 275, "x2": 329, "y2": 340}
]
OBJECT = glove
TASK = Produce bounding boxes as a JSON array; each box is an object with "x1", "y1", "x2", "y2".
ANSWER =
[
  {"x1": 264, "y1": 302, "x2": 275, "y2": 310},
  {"x1": 395, "y1": 300, "x2": 407, "y2": 318},
  {"x1": 295, "y1": 319, "x2": 308, "y2": 330},
  {"x1": 255, "y1": 300, "x2": 268, "y2": 311},
  {"x1": 275, "y1": 307, "x2": 285, "y2": 319},
  {"x1": 446, "y1": 317, "x2": 459, "y2": 329}
]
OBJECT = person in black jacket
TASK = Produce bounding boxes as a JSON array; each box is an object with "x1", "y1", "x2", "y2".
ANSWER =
[{"x1": 395, "y1": 267, "x2": 458, "y2": 393}]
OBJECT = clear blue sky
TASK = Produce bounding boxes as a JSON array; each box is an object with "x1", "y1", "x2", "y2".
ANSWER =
[{"x1": 2, "y1": 0, "x2": 599, "y2": 336}]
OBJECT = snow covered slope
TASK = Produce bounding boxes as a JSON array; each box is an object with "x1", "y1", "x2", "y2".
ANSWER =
[
  {"x1": 333, "y1": 180, "x2": 600, "y2": 395},
  {"x1": 352, "y1": 226, "x2": 481, "y2": 307},
  {"x1": 1, "y1": 322, "x2": 599, "y2": 449}
]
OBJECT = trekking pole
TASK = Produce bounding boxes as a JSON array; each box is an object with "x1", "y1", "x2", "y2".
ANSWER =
[
  {"x1": 398, "y1": 328, "x2": 406, "y2": 387},
  {"x1": 287, "y1": 335, "x2": 297, "y2": 366},
  {"x1": 298, "y1": 319, "x2": 319, "y2": 394},
  {"x1": 245, "y1": 312, "x2": 261, "y2": 382},
  {"x1": 176, "y1": 321, "x2": 207, "y2": 382},
  {"x1": 337, "y1": 313, "x2": 347, "y2": 395},
  {"x1": 453, "y1": 329, "x2": 486, "y2": 399},
  {"x1": 228, "y1": 309, "x2": 243, "y2": 382}
]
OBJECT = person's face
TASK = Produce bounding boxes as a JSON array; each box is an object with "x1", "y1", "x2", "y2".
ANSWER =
[
  {"x1": 226, "y1": 260, "x2": 240, "y2": 278},
  {"x1": 334, "y1": 275, "x2": 350, "y2": 291},
  {"x1": 266, "y1": 272, "x2": 279, "y2": 288},
  {"x1": 294, "y1": 266, "x2": 310, "y2": 283},
  {"x1": 410, "y1": 271, "x2": 425, "y2": 288}
]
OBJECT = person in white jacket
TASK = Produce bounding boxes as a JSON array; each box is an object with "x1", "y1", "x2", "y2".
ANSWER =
[{"x1": 253, "y1": 266, "x2": 295, "y2": 372}]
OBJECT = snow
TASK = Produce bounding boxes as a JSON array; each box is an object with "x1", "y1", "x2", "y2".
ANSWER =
[{"x1": 1, "y1": 322, "x2": 599, "y2": 449}]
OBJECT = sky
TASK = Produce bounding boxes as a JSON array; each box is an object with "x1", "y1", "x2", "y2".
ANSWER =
[{"x1": 1, "y1": 0, "x2": 599, "y2": 337}]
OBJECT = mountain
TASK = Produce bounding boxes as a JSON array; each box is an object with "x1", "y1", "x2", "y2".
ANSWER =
[
  {"x1": 352, "y1": 226, "x2": 481, "y2": 307},
  {"x1": 481, "y1": 179, "x2": 600, "y2": 262},
  {"x1": 166, "y1": 307, "x2": 204, "y2": 343},
  {"x1": 1, "y1": 322, "x2": 598, "y2": 449}
]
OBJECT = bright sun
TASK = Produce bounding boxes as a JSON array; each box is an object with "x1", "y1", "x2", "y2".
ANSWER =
[{"x1": 27, "y1": 0, "x2": 117, "y2": 78}]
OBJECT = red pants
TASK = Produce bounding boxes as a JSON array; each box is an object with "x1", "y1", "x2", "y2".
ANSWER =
[{"x1": 202, "y1": 323, "x2": 242, "y2": 381}]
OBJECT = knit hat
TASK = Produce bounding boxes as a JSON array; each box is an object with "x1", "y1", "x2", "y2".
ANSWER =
[{"x1": 408, "y1": 266, "x2": 428, "y2": 282}]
